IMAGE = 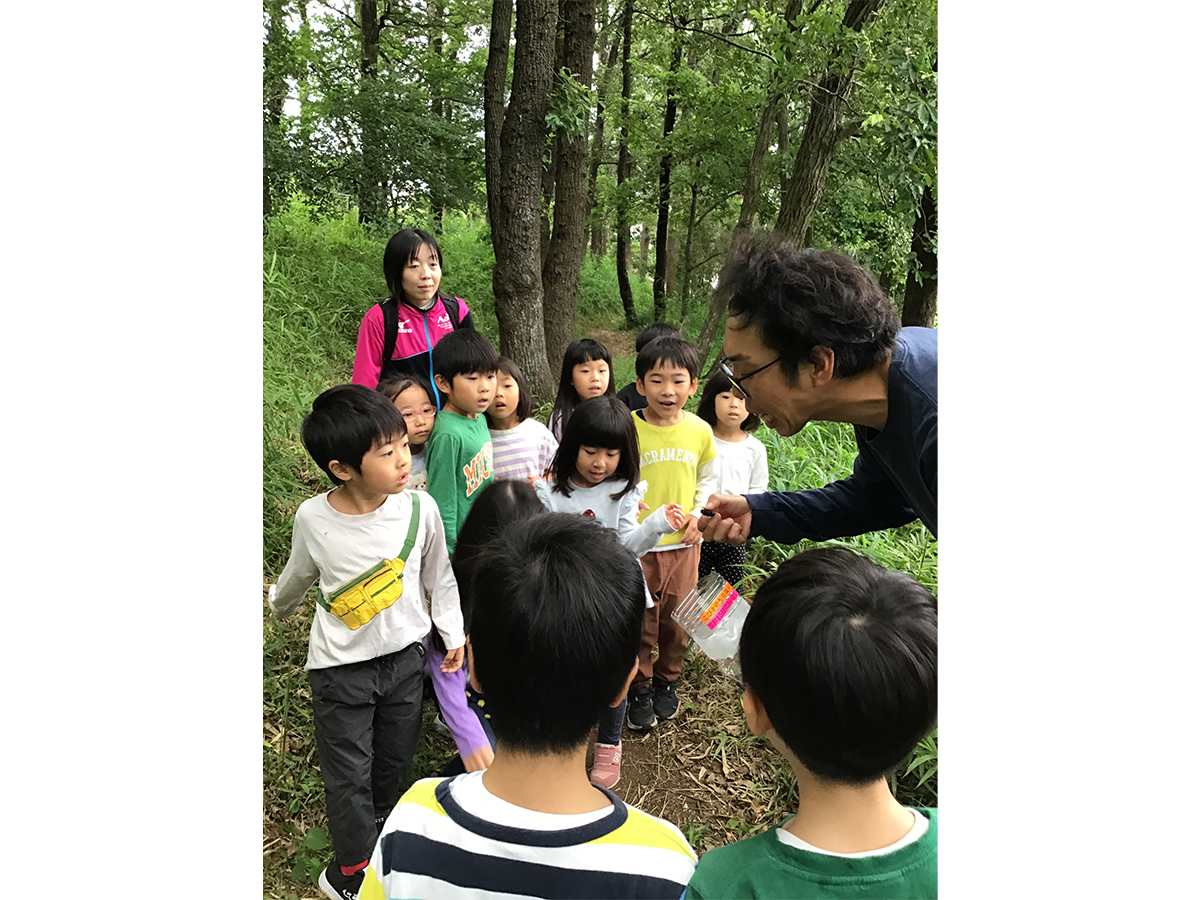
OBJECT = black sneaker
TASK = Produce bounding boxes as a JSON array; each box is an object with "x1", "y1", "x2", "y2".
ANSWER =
[
  {"x1": 652, "y1": 676, "x2": 679, "y2": 721},
  {"x1": 319, "y1": 861, "x2": 364, "y2": 900},
  {"x1": 627, "y1": 683, "x2": 656, "y2": 732}
]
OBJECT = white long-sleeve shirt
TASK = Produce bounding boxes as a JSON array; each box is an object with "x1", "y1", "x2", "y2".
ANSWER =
[
  {"x1": 534, "y1": 477, "x2": 673, "y2": 558},
  {"x1": 712, "y1": 433, "x2": 769, "y2": 495},
  {"x1": 269, "y1": 490, "x2": 464, "y2": 670}
]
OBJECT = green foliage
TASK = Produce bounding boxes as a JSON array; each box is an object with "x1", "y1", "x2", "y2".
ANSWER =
[{"x1": 546, "y1": 68, "x2": 596, "y2": 143}]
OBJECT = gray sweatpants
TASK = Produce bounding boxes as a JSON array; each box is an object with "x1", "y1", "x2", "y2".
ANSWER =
[{"x1": 309, "y1": 642, "x2": 425, "y2": 868}]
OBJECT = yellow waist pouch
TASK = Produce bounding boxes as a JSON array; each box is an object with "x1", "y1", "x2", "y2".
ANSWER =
[{"x1": 318, "y1": 494, "x2": 423, "y2": 630}]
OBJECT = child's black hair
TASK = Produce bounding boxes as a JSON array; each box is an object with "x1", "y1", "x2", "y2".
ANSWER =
[
  {"x1": 635, "y1": 334, "x2": 702, "y2": 381},
  {"x1": 740, "y1": 546, "x2": 937, "y2": 785},
  {"x1": 468, "y1": 513, "x2": 646, "y2": 753},
  {"x1": 635, "y1": 321, "x2": 681, "y2": 353},
  {"x1": 485, "y1": 357, "x2": 532, "y2": 426},
  {"x1": 382, "y1": 228, "x2": 443, "y2": 303},
  {"x1": 696, "y1": 370, "x2": 761, "y2": 433},
  {"x1": 301, "y1": 384, "x2": 408, "y2": 486},
  {"x1": 376, "y1": 373, "x2": 436, "y2": 408},
  {"x1": 431, "y1": 329, "x2": 501, "y2": 387},
  {"x1": 546, "y1": 396, "x2": 640, "y2": 501},
  {"x1": 430, "y1": 480, "x2": 546, "y2": 654},
  {"x1": 548, "y1": 338, "x2": 614, "y2": 436}
]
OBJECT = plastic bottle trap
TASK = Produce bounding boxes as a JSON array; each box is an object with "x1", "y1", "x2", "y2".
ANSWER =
[{"x1": 671, "y1": 571, "x2": 749, "y2": 685}]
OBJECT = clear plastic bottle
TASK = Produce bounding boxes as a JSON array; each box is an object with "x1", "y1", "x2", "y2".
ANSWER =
[{"x1": 672, "y1": 571, "x2": 750, "y2": 684}]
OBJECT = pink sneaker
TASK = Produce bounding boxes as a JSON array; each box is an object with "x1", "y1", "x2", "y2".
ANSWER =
[{"x1": 590, "y1": 742, "x2": 622, "y2": 789}]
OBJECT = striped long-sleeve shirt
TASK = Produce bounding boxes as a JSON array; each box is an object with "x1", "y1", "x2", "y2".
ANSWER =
[
  {"x1": 360, "y1": 773, "x2": 697, "y2": 899},
  {"x1": 488, "y1": 417, "x2": 558, "y2": 483}
]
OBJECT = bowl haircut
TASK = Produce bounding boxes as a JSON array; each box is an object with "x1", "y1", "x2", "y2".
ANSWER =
[
  {"x1": 466, "y1": 513, "x2": 647, "y2": 754},
  {"x1": 549, "y1": 338, "x2": 615, "y2": 433},
  {"x1": 485, "y1": 357, "x2": 533, "y2": 426},
  {"x1": 431, "y1": 329, "x2": 501, "y2": 386},
  {"x1": 546, "y1": 396, "x2": 641, "y2": 501},
  {"x1": 635, "y1": 321, "x2": 681, "y2": 353},
  {"x1": 301, "y1": 384, "x2": 408, "y2": 486},
  {"x1": 376, "y1": 373, "x2": 436, "y2": 408},
  {"x1": 740, "y1": 546, "x2": 937, "y2": 784},
  {"x1": 696, "y1": 370, "x2": 761, "y2": 433},
  {"x1": 635, "y1": 335, "x2": 702, "y2": 381}
]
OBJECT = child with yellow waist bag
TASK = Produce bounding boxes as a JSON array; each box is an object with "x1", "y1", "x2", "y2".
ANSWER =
[{"x1": 268, "y1": 384, "x2": 464, "y2": 900}]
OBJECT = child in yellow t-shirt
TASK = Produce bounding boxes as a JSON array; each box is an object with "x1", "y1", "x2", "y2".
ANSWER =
[{"x1": 628, "y1": 336, "x2": 717, "y2": 731}]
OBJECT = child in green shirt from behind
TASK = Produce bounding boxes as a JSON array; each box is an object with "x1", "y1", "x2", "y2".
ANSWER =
[{"x1": 686, "y1": 547, "x2": 938, "y2": 900}]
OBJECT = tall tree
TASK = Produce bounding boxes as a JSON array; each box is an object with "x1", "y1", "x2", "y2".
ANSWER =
[
  {"x1": 695, "y1": 0, "x2": 804, "y2": 361},
  {"x1": 613, "y1": 0, "x2": 637, "y2": 328},
  {"x1": 484, "y1": 0, "x2": 514, "y2": 235},
  {"x1": 489, "y1": 0, "x2": 558, "y2": 399},
  {"x1": 775, "y1": 0, "x2": 885, "y2": 243},
  {"x1": 263, "y1": 0, "x2": 291, "y2": 221},
  {"x1": 652, "y1": 13, "x2": 686, "y2": 321},
  {"x1": 542, "y1": 0, "x2": 597, "y2": 366},
  {"x1": 588, "y1": 28, "x2": 622, "y2": 259},
  {"x1": 356, "y1": 0, "x2": 388, "y2": 225}
]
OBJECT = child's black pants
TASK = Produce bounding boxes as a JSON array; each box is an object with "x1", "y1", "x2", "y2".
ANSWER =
[{"x1": 309, "y1": 642, "x2": 425, "y2": 867}]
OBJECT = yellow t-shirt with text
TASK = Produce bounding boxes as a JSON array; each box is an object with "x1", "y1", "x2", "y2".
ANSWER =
[{"x1": 632, "y1": 409, "x2": 717, "y2": 547}]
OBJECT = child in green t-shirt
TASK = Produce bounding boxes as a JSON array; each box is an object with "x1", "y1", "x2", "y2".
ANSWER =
[
  {"x1": 425, "y1": 329, "x2": 500, "y2": 553},
  {"x1": 686, "y1": 547, "x2": 938, "y2": 899}
]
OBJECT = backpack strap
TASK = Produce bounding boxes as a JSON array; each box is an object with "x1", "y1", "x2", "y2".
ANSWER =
[
  {"x1": 441, "y1": 294, "x2": 462, "y2": 331},
  {"x1": 379, "y1": 296, "x2": 399, "y2": 366}
]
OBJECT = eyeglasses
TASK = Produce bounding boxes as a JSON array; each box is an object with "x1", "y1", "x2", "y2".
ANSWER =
[
  {"x1": 399, "y1": 405, "x2": 436, "y2": 420},
  {"x1": 717, "y1": 355, "x2": 780, "y2": 399}
]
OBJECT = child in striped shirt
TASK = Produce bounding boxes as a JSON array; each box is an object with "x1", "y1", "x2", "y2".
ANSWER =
[
  {"x1": 486, "y1": 357, "x2": 558, "y2": 483},
  {"x1": 360, "y1": 514, "x2": 697, "y2": 900}
]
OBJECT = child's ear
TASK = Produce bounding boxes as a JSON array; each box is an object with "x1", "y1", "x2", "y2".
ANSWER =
[
  {"x1": 434, "y1": 373, "x2": 452, "y2": 394},
  {"x1": 741, "y1": 687, "x2": 773, "y2": 737},
  {"x1": 328, "y1": 459, "x2": 355, "y2": 483},
  {"x1": 610, "y1": 658, "x2": 640, "y2": 707},
  {"x1": 686, "y1": 378, "x2": 699, "y2": 396},
  {"x1": 635, "y1": 377, "x2": 646, "y2": 397}
]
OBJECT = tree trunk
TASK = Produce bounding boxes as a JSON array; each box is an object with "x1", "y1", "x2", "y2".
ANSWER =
[
  {"x1": 775, "y1": 0, "x2": 885, "y2": 244},
  {"x1": 542, "y1": 0, "x2": 596, "y2": 367},
  {"x1": 430, "y1": 0, "x2": 447, "y2": 231},
  {"x1": 588, "y1": 27, "x2": 621, "y2": 260},
  {"x1": 665, "y1": 234, "x2": 679, "y2": 298},
  {"x1": 614, "y1": 0, "x2": 637, "y2": 327},
  {"x1": 639, "y1": 224, "x2": 650, "y2": 274},
  {"x1": 484, "y1": 0, "x2": 514, "y2": 235},
  {"x1": 652, "y1": 21, "x2": 685, "y2": 320},
  {"x1": 679, "y1": 181, "x2": 698, "y2": 334},
  {"x1": 263, "y1": 0, "x2": 289, "y2": 221},
  {"x1": 901, "y1": 183, "x2": 937, "y2": 328},
  {"x1": 357, "y1": 0, "x2": 387, "y2": 225},
  {"x1": 491, "y1": 0, "x2": 558, "y2": 401}
]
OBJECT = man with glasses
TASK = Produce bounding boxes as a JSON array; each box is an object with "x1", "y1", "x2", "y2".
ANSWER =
[{"x1": 698, "y1": 239, "x2": 937, "y2": 547}]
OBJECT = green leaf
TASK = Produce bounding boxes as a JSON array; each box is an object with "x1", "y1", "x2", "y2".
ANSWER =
[{"x1": 302, "y1": 827, "x2": 330, "y2": 850}]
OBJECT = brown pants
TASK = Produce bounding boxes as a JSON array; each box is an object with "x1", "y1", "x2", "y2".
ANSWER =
[{"x1": 636, "y1": 543, "x2": 701, "y2": 687}]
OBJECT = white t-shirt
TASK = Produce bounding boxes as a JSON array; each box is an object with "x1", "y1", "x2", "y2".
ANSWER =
[{"x1": 712, "y1": 433, "x2": 769, "y2": 495}]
